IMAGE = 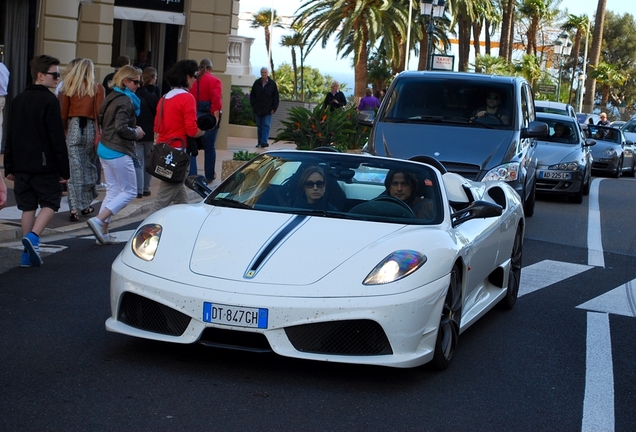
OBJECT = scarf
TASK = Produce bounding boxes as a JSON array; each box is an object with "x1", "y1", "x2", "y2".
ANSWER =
[{"x1": 113, "y1": 86, "x2": 141, "y2": 116}]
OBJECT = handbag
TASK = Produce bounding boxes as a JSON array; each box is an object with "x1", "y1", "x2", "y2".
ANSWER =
[
  {"x1": 146, "y1": 140, "x2": 189, "y2": 183},
  {"x1": 146, "y1": 98, "x2": 190, "y2": 183}
]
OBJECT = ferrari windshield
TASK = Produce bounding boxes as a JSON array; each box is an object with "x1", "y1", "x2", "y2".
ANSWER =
[{"x1": 205, "y1": 151, "x2": 444, "y2": 225}]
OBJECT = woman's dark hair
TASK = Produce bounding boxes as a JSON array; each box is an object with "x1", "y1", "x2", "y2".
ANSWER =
[
  {"x1": 164, "y1": 59, "x2": 198, "y2": 88},
  {"x1": 297, "y1": 166, "x2": 327, "y2": 193}
]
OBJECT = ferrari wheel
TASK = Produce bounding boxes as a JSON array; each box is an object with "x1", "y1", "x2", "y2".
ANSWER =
[
  {"x1": 430, "y1": 266, "x2": 462, "y2": 370},
  {"x1": 499, "y1": 225, "x2": 523, "y2": 310}
]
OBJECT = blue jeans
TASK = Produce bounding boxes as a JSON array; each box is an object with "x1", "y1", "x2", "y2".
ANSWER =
[
  {"x1": 254, "y1": 113, "x2": 272, "y2": 145},
  {"x1": 188, "y1": 127, "x2": 218, "y2": 181}
]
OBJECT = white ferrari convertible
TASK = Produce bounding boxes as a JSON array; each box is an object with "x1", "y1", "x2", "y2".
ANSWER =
[{"x1": 106, "y1": 150, "x2": 524, "y2": 369}]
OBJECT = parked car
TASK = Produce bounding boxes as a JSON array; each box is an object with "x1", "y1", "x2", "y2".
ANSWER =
[
  {"x1": 534, "y1": 113, "x2": 595, "y2": 203},
  {"x1": 106, "y1": 150, "x2": 525, "y2": 369},
  {"x1": 620, "y1": 118, "x2": 636, "y2": 143},
  {"x1": 577, "y1": 112, "x2": 601, "y2": 126},
  {"x1": 585, "y1": 124, "x2": 635, "y2": 177},
  {"x1": 535, "y1": 100, "x2": 577, "y2": 120},
  {"x1": 359, "y1": 71, "x2": 547, "y2": 217},
  {"x1": 610, "y1": 120, "x2": 626, "y2": 128}
]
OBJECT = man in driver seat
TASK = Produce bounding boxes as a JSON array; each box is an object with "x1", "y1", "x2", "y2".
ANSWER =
[{"x1": 471, "y1": 90, "x2": 510, "y2": 125}]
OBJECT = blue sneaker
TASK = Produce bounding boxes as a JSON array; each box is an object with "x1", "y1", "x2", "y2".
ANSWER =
[
  {"x1": 21, "y1": 251, "x2": 32, "y2": 268},
  {"x1": 22, "y1": 232, "x2": 43, "y2": 267}
]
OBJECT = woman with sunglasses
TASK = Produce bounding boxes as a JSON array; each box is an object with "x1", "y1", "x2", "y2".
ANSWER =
[
  {"x1": 293, "y1": 166, "x2": 337, "y2": 211},
  {"x1": 58, "y1": 58, "x2": 105, "y2": 221},
  {"x1": 86, "y1": 65, "x2": 145, "y2": 245},
  {"x1": 470, "y1": 90, "x2": 509, "y2": 125}
]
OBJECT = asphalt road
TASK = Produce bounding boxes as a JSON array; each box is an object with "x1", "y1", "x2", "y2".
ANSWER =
[{"x1": 1, "y1": 177, "x2": 635, "y2": 431}]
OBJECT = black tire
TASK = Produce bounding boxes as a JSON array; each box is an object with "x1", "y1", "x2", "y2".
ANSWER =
[
  {"x1": 499, "y1": 226, "x2": 522, "y2": 309},
  {"x1": 429, "y1": 266, "x2": 462, "y2": 370},
  {"x1": 582, "y1": 169, "x2": 591, "y2": 195},
  {"x1": 523, "y1": 181, "x2": 536, "y2": 217},
  {"x1": 613, "y1": 157, "x2": 623, "y2": 178},
  {"x1": 570, "y1": 190, "x2": 584, "y2": 204}
]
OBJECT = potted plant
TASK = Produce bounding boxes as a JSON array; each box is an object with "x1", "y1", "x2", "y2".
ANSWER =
[
  {"x1": 221, "y1": 150, "x2": 260, "y2": 180},
  {"x1": 274, "y1": 104, "x2": 364, "y2": 152}
]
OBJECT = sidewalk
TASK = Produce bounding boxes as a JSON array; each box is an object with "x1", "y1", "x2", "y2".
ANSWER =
[{"x1": 0, "y1": 136, "x2": 295, "y2": 243}]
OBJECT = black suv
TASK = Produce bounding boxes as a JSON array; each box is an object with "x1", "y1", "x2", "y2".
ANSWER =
[{"x1": 360, "y1": 71, "x2": 548, "y2": 216}]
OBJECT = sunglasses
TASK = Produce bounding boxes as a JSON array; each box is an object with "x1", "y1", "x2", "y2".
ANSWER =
[
  {"x1": 45, "y1": 71, "x2": 61, "y2": 79},
  {"x1": 130, "y1": 79, "x2": 141, "y2": 86},
  {"x1": 487, "y1": 94, "x2": 500, "y2": 100},
  {"x1": 304, "y1": 180, "x2": 325, "y2": 189}
]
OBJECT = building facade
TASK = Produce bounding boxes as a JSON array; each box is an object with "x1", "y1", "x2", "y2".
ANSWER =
[{"x1": 1, "y1": 0, "x2": 245, "y2": 151}]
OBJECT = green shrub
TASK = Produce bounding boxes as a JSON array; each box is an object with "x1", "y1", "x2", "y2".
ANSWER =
[
  {"x1": 232, "y1": 150, "x2": 260, "y2": 161},
  {"x1": 275, "y1": 104, "x2": 361, "y2": 151},
  {"x1": 229, "y1": 86, "x2": 256, "y2": 126}
]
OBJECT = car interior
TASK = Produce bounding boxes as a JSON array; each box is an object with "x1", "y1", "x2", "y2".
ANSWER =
[{"x1": 208, "y1": 153, "x2": 445, "y2": 225}]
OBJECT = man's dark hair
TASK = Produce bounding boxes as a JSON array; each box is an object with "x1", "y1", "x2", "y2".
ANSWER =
[
  {"x1": 164, "y1": 59, "x2": 198, "y2": 88},
  {"x1": 114, "y1": 55, "x2": 131, "y2": 68},
  {"x1": 30, "y1": 55, "x2": 60, "y2": 81}
]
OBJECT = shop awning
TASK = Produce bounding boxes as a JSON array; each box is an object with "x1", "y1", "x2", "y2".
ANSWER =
[{"x1": 113, "y1": 6, "x2": 185, "y2": 25}]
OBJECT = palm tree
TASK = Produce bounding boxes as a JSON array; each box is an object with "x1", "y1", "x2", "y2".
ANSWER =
[
  {"x1": 281, "y1": 32, "x2": 305, "y2": 100},
  {"x1": 498, "y1": 0, "x2": 516, "y2": 61},
  {"x1": 294, "y1": 0, "x2": 409, "y2": 98},
  {"x1": 583, "y1": 0, "x2": 607, "y2": 111},
  {"x1": 589, "y1": 62, "x2": 626, "y2": 106},
  {"x1": 472, "y1": 54, "x2": 512, "y2": 75},
  {"x1": 562, "y1": 14, "x2": 590, "y2": 105},
  {"x1": 513, "y1": 54, "x2": 544, "y2": 88},
  {"x1": 250, "y1": 8, "x2": 283, "y2": 78}
]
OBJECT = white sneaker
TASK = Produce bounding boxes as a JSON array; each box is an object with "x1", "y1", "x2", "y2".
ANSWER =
[
  {"x1": 87, "y1": 217, "x2": 108, "y2": 245},
  {"x1": 95, "y1": 233, "x2": 117, "y2": 245}
]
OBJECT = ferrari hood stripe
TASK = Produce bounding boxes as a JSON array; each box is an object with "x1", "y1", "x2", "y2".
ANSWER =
[{"x1": 244, "y1": 215, "x2": 309, "y2": 279}]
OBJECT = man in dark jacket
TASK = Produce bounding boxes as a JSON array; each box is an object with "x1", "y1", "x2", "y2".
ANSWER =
[
  {"x1": 250, "y1": 67, "x2": 279, "y2": 148},
  {"x1": 4, "y1": 55, "x2": 70, "y2": 268}
]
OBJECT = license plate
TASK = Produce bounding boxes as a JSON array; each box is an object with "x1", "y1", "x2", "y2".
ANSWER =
[
  {"x1": 203, "y1": 302, "x2": 268, "y2": 329},
  {"x1": 539, "y1": 171, "x2": 571, "y2": 180}
]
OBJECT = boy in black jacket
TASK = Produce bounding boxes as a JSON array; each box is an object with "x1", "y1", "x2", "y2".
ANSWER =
[{"x1": 4, "y1": 55, "x2": 70, "y2": 267}]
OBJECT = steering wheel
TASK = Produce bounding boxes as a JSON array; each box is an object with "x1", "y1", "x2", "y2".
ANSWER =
[
  {"x1": 474, "y1": 113, "x2": 502, "y2": 125},
  {"x1": 409, "y1": 155, "x2": 447, "y2": 174},
  {"x1": 371, "y1": 196, "x2": 415, "y2": 217}
]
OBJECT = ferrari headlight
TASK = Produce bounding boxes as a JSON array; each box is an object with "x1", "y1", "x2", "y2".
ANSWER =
[
  {"x1": 603, "y1": 148, "x2": 616, "y2": 157},
  {"x1": 363, "y1": 250, "x2": 426, "y2": 285},
  {"x1": 548, "y1": 161, "x2": 579, "y2": 171},
  {"x1": 482, "y1": 162, "x2": 520, "y2": 182},
  {"x1": 131, "y1": 224, "x2": 162, "y2": 261}
]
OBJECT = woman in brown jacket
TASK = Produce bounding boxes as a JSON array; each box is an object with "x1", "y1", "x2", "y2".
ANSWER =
[{"x1": 58, "y1": 58, "x2": 105, "y2": 221}]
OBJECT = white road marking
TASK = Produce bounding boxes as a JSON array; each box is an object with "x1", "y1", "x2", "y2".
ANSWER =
[
  {"x1": 581, "y1": 312, "x2": 615, "y2": 432},
  {"x1": 519, "y1": 259, "x2": 592, "y2": 297},
  {"x1": 587, "y1": 178, "x2": 605, "y2": 267},
  {"x1": 577, "y1": 278, "x2": 636, "y2": 318},
  {"x1": 10, "y1": 244, "x2": 68, "y2": 253},
  {"x1": 80, "y1": 229, "x2": 136, "y2": 244}
]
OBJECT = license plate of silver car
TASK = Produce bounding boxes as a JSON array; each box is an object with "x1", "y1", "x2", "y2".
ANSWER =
[
  {"x1": 203, "y1": 302, "x2": 268, "y2": 328},
  {"x1": 539, "y1": 171, "x2": 571, "y2": 180}
]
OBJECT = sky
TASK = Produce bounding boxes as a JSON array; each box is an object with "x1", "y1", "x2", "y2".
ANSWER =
[{"x1": 237, "y1": 0, "x2": 635, "y2": 92}]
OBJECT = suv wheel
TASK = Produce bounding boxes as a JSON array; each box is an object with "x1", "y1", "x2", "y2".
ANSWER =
[{"x1": 523, "y1": 181, "x2": 536, "y2": 217}]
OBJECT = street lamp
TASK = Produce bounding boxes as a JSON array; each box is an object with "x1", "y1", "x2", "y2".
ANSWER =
[
  {"x1": 577, "y1": 72, "x2": 585, "y2": 113},
  {"x1": 420, "y1": 0, "x2": 446, "y2": 71},
  {"x1": 553, "y1": 32, "x2": 572, "y2": 103}
]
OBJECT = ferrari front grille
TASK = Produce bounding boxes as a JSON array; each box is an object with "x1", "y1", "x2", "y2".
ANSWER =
[
  {"x1": 285, "y1": 319, "x2": 393, "y2": 356},
  {"x1": 118, "y1": 292, "x2": 191, "y2": 336}
]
